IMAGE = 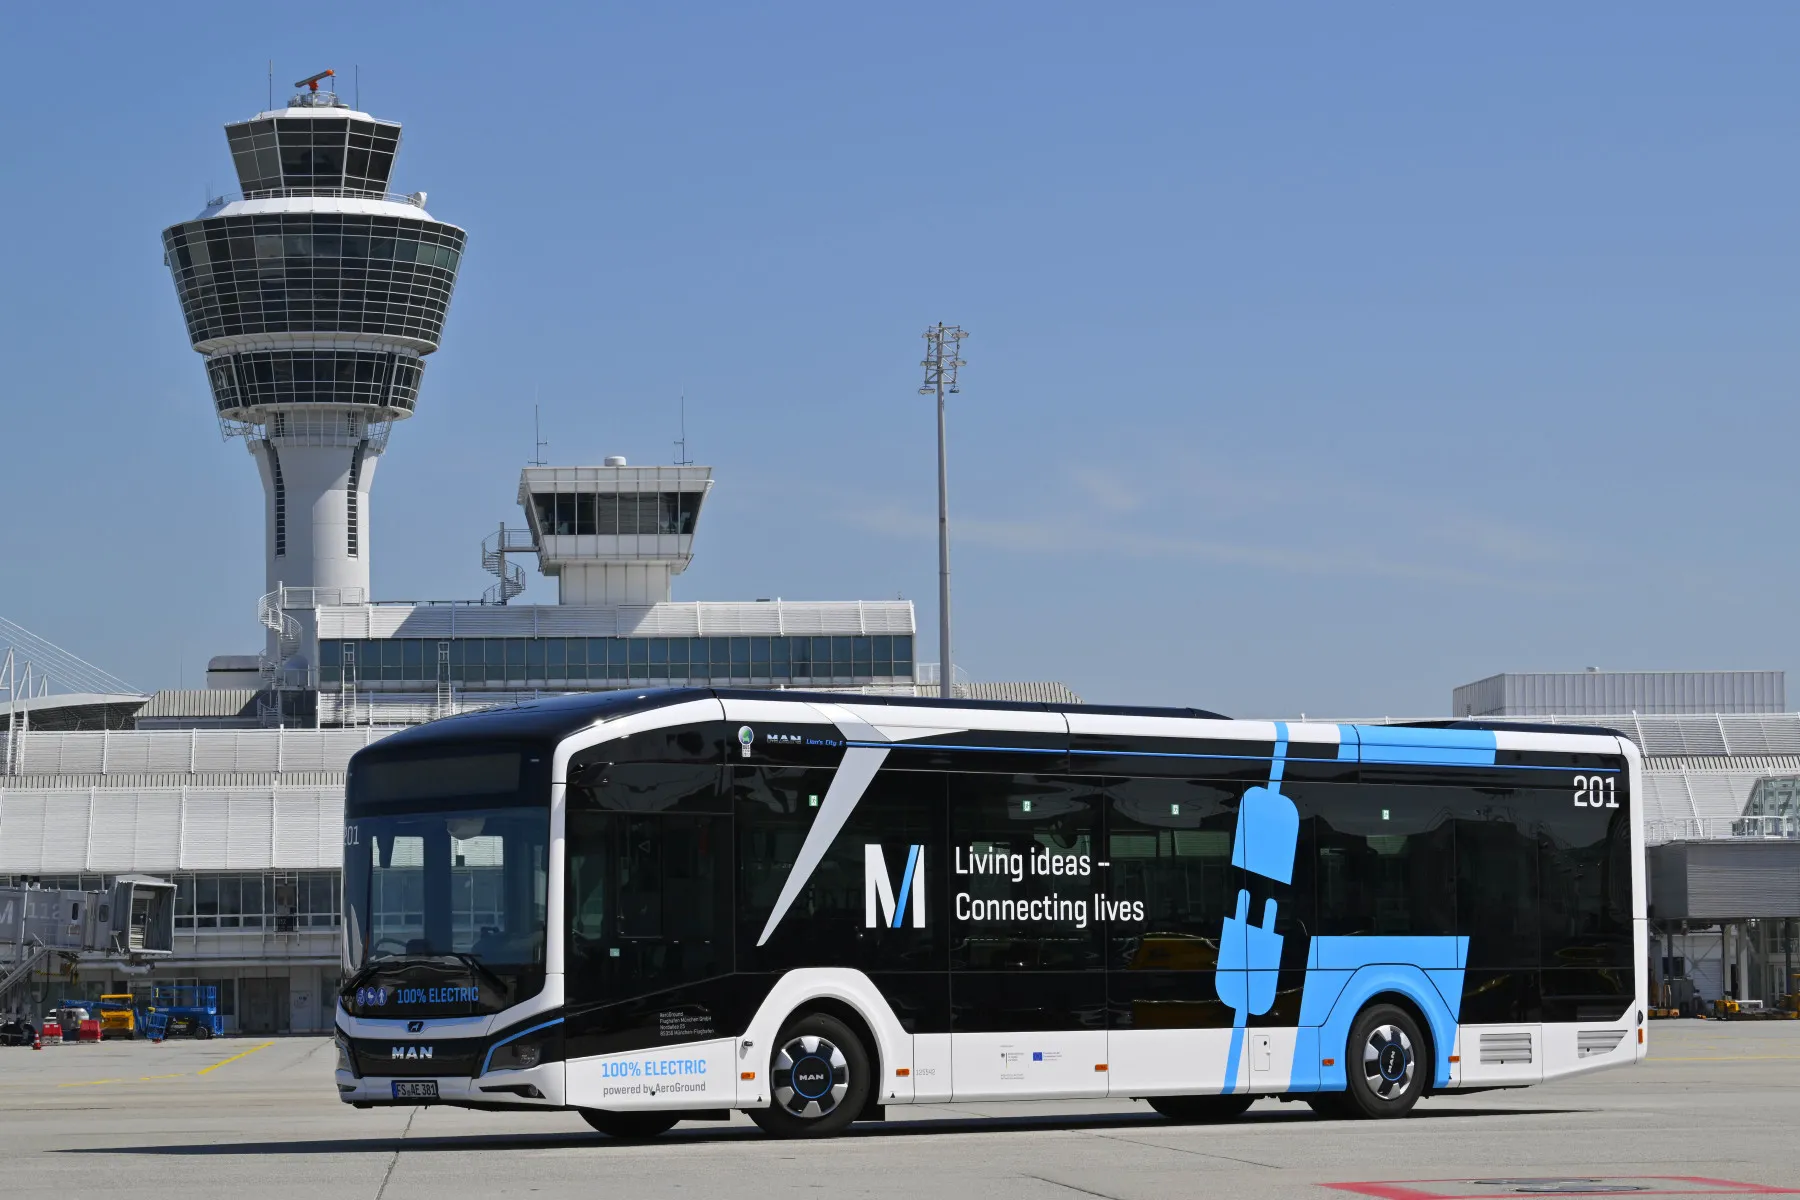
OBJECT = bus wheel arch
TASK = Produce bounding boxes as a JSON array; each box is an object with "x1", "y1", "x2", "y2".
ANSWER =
[
  {"x1": 748, "y1": 1008, "x2": 874, "y2": 1138},
  {"x1": 784, "y1": 997, "x2": 884, "y2": 1117},
  {"x1": 1357, "y1": 989, "x2": 1436, "y2": 1080},
  {"x1": 1338, "y1": 995, "x2": 1432, "y2": 1119}
]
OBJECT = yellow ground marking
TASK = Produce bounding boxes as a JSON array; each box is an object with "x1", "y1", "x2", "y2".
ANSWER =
[
  {"x1": 196, "y1": 1040, "x2": 275, "y2": 1075},
  {"x1": 50, "y1": 1039, "x2": 276, "y2": 1088}
]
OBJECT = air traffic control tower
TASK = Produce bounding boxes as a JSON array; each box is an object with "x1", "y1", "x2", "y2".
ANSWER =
[{"x1": 162, "y1": 70, "x2": 465, "y2": 603}]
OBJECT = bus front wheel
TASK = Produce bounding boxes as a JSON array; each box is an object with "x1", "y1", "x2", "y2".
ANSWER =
[
  {"x1": 748, "y1": 1012, "x2": 871, "y2": 1139},
  {"x1": 1341, "y1": 1003, "x2": 1428, "y2": 1119},
  {"x1": 1147, "y1": 1094, "x2": 1253, "y2": 1123},
  {"x1": 580, "y1": 1109, "x2": 680, "y2": 1140}
]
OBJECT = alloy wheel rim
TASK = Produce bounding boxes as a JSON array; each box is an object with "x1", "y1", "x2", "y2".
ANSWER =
[
  {"x1": 1361, "y1": 1024, "x2": 1415, "y2": 1099},
  {"x1": 772, "y1": 1034, "x2": 849, "y2": 1118}
]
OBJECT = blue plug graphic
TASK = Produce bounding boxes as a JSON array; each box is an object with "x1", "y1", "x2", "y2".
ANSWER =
[
  {"x1": 1231, "y1": 782, "x2": 1300, "y2": 885},
  {"x1": 1215, "y1": 889, "x2": 1282, "y2": 1016},
  {"x1": 1215, "y1": 723, "x2": 1303, "y2": 1092}
]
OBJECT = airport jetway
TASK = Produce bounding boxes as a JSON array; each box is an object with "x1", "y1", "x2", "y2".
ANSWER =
[{"x1": 0, "y1": 876, "x2": 175, "y2": 1016}]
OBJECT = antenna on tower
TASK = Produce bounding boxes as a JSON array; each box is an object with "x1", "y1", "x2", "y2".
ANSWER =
[
  {"x1": 268, "y1": 60, "x2": 273, "y2": 112},
  {"x1": 295, "y1": 69, "x2": 336, "y2": 93},
  {"x1": 355, "y1": 64, "x2": 360, "y2": 110},
  {"x1": 531, "y1": 402, "x2": 549, "y2": 466},
  {"x1": 674, "y1": 394, "x2": 693, "y2": 465}
]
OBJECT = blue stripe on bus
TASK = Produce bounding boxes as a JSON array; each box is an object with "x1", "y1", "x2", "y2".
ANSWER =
[
  {"x1": 892, "y1": 844, "x2": 920, "y2": 928},
  {"x1": 479, "y1": 1016, "x2": 564, "y2": 1076},
  {"x1": 1351, "y1": 725, "x2": 1498, "y2": 768}
]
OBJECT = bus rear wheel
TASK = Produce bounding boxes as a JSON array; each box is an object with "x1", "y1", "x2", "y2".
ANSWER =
[
  {"x1": 580, "y1": 1109, "x2": 680, "y2": 1140},
  {"x1": 1341, "y1": 1003, "x2": 1428, "y2": 1119},
  {"x1": 1147, "y1": 1094, "x2": 1253, "y2": 1123},
  {"x1": 748, "y1": 1013, "x2": 870, "y2": 1139}
]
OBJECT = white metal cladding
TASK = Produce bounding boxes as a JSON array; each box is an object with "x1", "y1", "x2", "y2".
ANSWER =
[
  {"x1": 1453, "y1": 671, "x2": 1785, "y2": 717},
  {"x1": 0, "y1": 793, "x2": 48, "y2": 872},
  {"x1": 313, "y1": 599, "x2": 916, "y2": 640},
  {"x1": 0, "y1": 786, "x2": 347, "y2": 873},
  {"x1": 7, "y1": 728, "x2": 395, "y2": 779}
]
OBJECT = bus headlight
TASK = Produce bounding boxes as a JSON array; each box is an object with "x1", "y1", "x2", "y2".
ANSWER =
[
  {"x1": 335, "y1": 1034, "x2": 356, "y2": 1075},
  {"x1": 485, "y1": 1024, "x2": 562, "y2": 1074}
]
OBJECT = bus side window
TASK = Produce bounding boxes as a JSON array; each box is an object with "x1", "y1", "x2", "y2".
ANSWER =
[
  {"x1": 569, "y1": 841, "x2": 608, "y2": 940},
  {"x1": 565, "y1": 811, "x2": 732, "y2": 1001},
  {"x1": 1308, "y1": 785, "x2": 1455, "y2": 938},
  {"x1": 1105, "y1": 776, "x2": 1237, "y2": 970}
]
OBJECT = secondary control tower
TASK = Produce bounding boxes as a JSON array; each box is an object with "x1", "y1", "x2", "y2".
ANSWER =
[{"x1": 162, "y1": 69, "x2": 466, "y2": 605}]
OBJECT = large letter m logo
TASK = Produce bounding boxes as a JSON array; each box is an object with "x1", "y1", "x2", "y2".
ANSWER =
[{"x1": 864, "y1": 844, "x2": 926, "y2": 929}]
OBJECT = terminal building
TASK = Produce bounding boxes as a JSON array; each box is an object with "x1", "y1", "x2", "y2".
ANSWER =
[
  {"x1": 1449, "y1": 670, "x2": 1800, "y2": 1016},
  {"x1": 0, "y1": 74, "x2": 1071, "y2": 1032}
]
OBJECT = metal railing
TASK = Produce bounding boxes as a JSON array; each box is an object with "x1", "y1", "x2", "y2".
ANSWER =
[
  {"x1": 272, "y1": 587, "x2": 368, "y2": 609},
  {"x1": 208, "y1": 187, "x2": 428, "y2": 208},
  {"x1": 1647, "y1": 815, "x2": 1800, "y2": 843}
]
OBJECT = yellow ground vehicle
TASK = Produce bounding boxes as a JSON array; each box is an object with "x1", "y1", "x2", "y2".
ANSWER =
[{"x1": 95, "y1": 995, "x2": 141, "y2": 1039}]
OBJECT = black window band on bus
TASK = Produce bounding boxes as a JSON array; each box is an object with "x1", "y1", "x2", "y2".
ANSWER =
[{"x1": 356, "y1": 753, "x2": 520, "y2": 803}]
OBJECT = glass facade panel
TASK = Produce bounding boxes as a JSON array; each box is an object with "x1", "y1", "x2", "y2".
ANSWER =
[
  {"x1": 319, "y1": 634, "x2": 917, "y2": 687},
  {"x1": 527, "y1": 491, "x2": 705, "y2": 538},
  {"x1": 163, "y1": 214, "x2": 465, "y2": 350},
  {"x1": 203, "y1": 348, "x2": 423, "y2": 415},
  {"x1": 172, "y1": 870, "x2": 342, "y2": 930}
]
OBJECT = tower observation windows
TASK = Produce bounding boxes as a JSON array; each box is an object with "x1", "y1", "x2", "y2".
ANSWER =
[
  {"x1": 162, "y1": 214, "x2": 465, "y2": 348},
  {"x1": 226, "y1": 116, "x2": 401, "y2": 195},
  {"x1": 204, "y1": 349, "x2": 422, "y2": 414},
  {"x1": 529, "y1": 492, "x2": 704, "y2": 537}
]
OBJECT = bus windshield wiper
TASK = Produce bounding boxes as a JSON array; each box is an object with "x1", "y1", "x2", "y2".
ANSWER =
[
  {"x1": 339, "y1": 961, "x2": 382, "y2": 999},
  {"x1": 443, "y1": 952, "x2": 510, "y2": 996}
]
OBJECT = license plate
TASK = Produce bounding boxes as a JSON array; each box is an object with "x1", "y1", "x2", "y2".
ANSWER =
[{"x1": 392, "y1": 1080, "x2": 439, "y2": 1100}]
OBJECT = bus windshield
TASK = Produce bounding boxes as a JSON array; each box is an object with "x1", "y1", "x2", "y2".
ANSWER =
[{"x1": 343, "y1": 807, "x2": 549, "y2": 984}]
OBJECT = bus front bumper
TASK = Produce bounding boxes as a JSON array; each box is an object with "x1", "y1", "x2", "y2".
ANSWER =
[{"x1": 336, "y1": 1065, "x2": 564, "y2": 1108}]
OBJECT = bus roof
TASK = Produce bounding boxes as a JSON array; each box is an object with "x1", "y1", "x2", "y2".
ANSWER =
[
  {"x1": 363, "y1": 690, "x2": 1626, "y2": 754},
  {"x1": 365, "y1": 687, "x2": 1233, "y2": 753}
]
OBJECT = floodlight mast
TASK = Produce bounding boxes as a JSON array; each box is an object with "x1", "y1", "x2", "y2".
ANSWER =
[{"x1": 920, "y1": 323, "x2": 968, "y2": 699}]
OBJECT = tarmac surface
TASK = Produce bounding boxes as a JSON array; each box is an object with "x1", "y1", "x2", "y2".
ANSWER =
[{"x1": 3, "y1": 1020, "x2": 1799, "y2": 1198}]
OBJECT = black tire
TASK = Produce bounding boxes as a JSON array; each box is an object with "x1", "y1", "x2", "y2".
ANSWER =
[
  {"x1": 580, "y1": 1109, "x2": 680, "y2": 1140},
  {"x1": 1147, "y1": 1093, "x2": 1253, "y2": 1123},
  {"x1": 195, "y1": 1024, "x2": 214, "y2": 1041},
  {"x1": 1340, "y1": 1003, "x2": 1428, "y2": 1119},
  {"x1": 747, "y1": 1012, "x2": 871, "y2": 1139}
]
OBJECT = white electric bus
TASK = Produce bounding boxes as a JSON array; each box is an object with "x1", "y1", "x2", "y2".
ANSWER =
[{"x1": 334, "y1": 689, "x2": 1645, "y2": 1138}]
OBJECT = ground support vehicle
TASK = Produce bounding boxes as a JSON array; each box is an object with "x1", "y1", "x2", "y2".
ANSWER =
[
  {"x1": 148, "y1": 985, "x2": 221, "y2": 1039},
  {"x1": 95, "y1": 994, "x2": 143, "y2": 1039}
]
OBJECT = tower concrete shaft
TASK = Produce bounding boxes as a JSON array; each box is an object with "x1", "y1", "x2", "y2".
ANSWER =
[{"x1": 162, "y1": 76, "x2": 465, "y2": 609}]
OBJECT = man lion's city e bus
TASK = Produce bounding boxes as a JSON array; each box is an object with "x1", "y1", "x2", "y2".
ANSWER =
[{"x1": 334, "y1": 689, "x2": 1645, "y2": 1138}]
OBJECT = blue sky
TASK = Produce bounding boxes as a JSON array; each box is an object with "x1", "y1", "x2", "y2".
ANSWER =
[{"x1": 3, "y1": 4, "x2": 1798, "y2": 715}]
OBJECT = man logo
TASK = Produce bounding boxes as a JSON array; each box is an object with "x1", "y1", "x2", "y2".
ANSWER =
[
  {"x1": 865, "y1": 844, "x2": 926, "y2": 929},
  {"x1": 407, "y1": 1020, "x2": 425, "y2": 1033},
  {"x1": 390, "y1": 1045, "x2": 434, "y2": 1060}
]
